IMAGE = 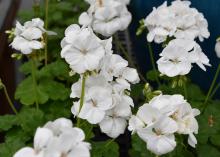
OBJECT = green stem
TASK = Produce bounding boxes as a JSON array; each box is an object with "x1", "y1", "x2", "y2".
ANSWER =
[
  {"x1": 204, "y1": 64, "x2": 220, "y2": 104},
  {"x1": 77, "y1": 74, "x2": 86, "y2": 127},
  {"x1": 113, "y1": 35, "x2": 147, "y2": 82},
  {"x1": 44, "y1": 0, "x2": 49, "y2": 65},
  {"x1": 31, "y1": 58, "x2": 39, "y2": 110},
  {"x1": 210, "y1": 82, "x2": 220, "y2": 100},
  {"x1": 104, "y1": 139, "x2": 115, "y2": 148},
  {"x1": 183, "y1": 83, "x2": 188, "y2": 99},
  {"x1": 147, "y1": 42, "x2": 160, "y2": 86},
  {"x1": 33, "y1": 0, "x2": 40, "y2": 17},
  {"x1": 2, "y1": 84, "x2": 18, "y2": 114}
]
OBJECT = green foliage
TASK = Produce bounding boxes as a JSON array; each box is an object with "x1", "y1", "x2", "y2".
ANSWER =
[
  {"x1": 91, "y1": 140, "x2": 119, "y2": 157},
  {"x1": 0, "y1": 115, "x2": 18, "y2": 131}
]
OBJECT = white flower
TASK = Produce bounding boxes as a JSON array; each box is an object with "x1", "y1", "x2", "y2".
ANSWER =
[
  {"x1": 172, "y1": 103, "x2": 200, "y2": 148},
  {"x1": 100, "y1": 54, "x2": 128, "y2": 81},
  {"x1": 150, "y1": 94, "x2": 200, "y2": 148},
  {"x1": 157, "y1": 39, "x2": 210, "y2": 77},
  {"x1": 99, "y1": 93, "x2": 133, "y2": 138},
  {"x1": 128, "y1": 104, "x2": 177, "y2": 155},
  {"x1": 72, "y1": 85, "x2": 114, "y2": 124},
  {"x1": 13, "y1": 118, "x2": 91, "y2": 157},
  {"x1": 61, "y1": 24, "x2": 105, "y2": 74},
  {"x1": 157, "y1": 39, "x2": 192, "y2": 77},
  {"x1": 11, "y1": 18, "x2": 56, "y2": 54},
  {"x1": 44, "y1": 118, "x2": 73, "y2": 136},
  {"x1": 145, "y1": 0, "x2": 210, "y2": 43},
  {"x1": 139, "y1": 117, "x2": 177, "y2": 156},
  {"x1": 45, "y1": 127, "x2": 90, "y2": 157},
  {"x1": 11, "y1": 36, "x2": 43, "y2": 54},
  {"x1": 14, "y1": 128, "x2": 53, "y2": 157},
  {"x1": 128, "y1": 94, "x2": 200, "y2": 155},
  {"x1": 145, "y1": 2, "x2": 176, "y2": 43},
  {"x1": 215, "y1": 39, "x2": 220, "y2": 58},
  {"x1": 79, "y1": 0, "x2": 132, "y2": 37}
]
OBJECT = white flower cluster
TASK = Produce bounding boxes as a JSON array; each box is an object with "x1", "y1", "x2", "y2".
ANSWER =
[
  {"x1": 144, "y1": 0, "x2": 211, "y2": 77},
  {"x1": 61, "y1": 24, "x2": 140, "y2": 138},
  {"x1": 11, "y1": 18, "x2": 56, "y2": 54},
  {"x1": 215, "y1": 38, "x2": 220, "y2": 58},
  {"x1": 128, "y1": 94, "x2": 200, "y2": 156},
  {"x1": 157, "y1": 39, "x2": 211, "y2": 77},
  {"x1": 79, "y1": 0, "x2": 132, "y2": 37},
  {"x1": 145, "y1": 0, "x2": 210, "y2": 43},
  {"x1": 14, "y1": 118, "x2": 91, "y2": 157}
]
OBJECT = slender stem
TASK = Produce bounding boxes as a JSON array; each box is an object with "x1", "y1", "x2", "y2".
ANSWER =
[
  {"x1": 77, "y1": 74, "x2": 86, "y2": 127},
  {"x1": 31, "y1": 58, "x2": 39, "y2": 110},
  {"x1": 44, "y1": 0, "x2": 49, "y2": 65},
  {"x1": 147, "y1": 42, "x2": 160, "y2": 86},
  {"x1": 210, "y1": 82, "x2": 220, "y2": 100},
  {"x1": 33, "y1": 0, "x2": 40, "y2": 17},
  {"x1": 183, "y1": 83, "x2": 188, "y2": 99},
  {"x1": 204, "y1": 64, "x2": 220, "y2": 104},
  {"x1": 104, "y1": 139, "x2": 115, "y2": 148},
  {"x1": 113, "y1": 35, "x2": 147, "y2": 83},
  {"x1": 2, "y1": 84, "x2": 18, "y2": 114}
]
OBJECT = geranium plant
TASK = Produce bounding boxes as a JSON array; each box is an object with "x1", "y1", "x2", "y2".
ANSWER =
[{"x1": 0, "y1": 0, "x2": 220, "y2": 157}]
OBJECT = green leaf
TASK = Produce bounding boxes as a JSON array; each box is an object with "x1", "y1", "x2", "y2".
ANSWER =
[
  {"x1": 41, "y1": 100, "x2": 72, "y2": 121},
  {"x1": 19, "y1": 60, "x2": 42, "y2": 75},
  {"x1": 38, "y1": 60, "x2": 70, "y2": 79},
  {"x1": 5, "y1": 127, "x2": 31, "y2": 144},
  {"x1": 0, "y1": 115, "x2": 17, "y2": 132},
  {"x1": 17, "y1": 107, "x2": 45, "y2": 134},
  {"x1": 129, "y1": 134, "x2": 154, "y2": 157},
  {"x1": 91, "y1": 140, "x2": 119, "y2": 157},
  {"x1": 146, "y1": 70, "x2": 160, "y2": 82},
  {"x1": 197, "y1": 101, "x2": 220, "y2": 144},
  {"x1": 210, "y1": 134, "x2": 220, "y2": 147},
  {"x1": 39, "y1": 79, "x2": 70, "y2": 101},
  {"x1": 15, "y1": 77, "x2": 49, "y2": 105},
  {"x1": 0, "y1": 140, "x2": 26, "y2": 157},
  {"x1": 197, "y1": 144, "x2": 220, "y2": 157}
]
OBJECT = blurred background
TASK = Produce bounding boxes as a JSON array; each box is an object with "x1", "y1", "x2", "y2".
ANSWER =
[{"x1": 0, "y1": 0, "x2": 220, "y2": 116}]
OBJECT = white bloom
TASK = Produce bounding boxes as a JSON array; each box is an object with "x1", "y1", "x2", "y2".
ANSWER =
[
  {"x1": 128, "y1": 104, "x2": 177, "y2": 155},
  {"x1": 157, "y1": 39, "x2": 210, "y2": 77},
  {"x1": 72, "y1": 85, "x2": 114, "y2": 124},
  {"x1": 157, "y1": 39, "x2": 192, "y2": 77},
  {"x1": 44, "y1": 118, "x2": 73, "y2": 136},
  {"x1": 61, "y1": 25, "x2": 105, "y2": 74},
  {"x1": 79, "y1": 0, "x2": 132, "y2": 37},
  {"x1": 14, "y1": 128, "x2": 53, "y2": 157},
  {"x1": 128, "y1": 94, "x2": 200, "y2": 155},
  {"x1": 45, "y1": 127, "x2": 90, "y2": 157},
  {"x1": 13, "y1": 118, "x2": 91, "y2": 157},
  {"x1": 215, "y1": 39, "x2": 220, "y2": 58},
  {"x1": 172, "y1": 103, "x2": 200, "y2": 148},
  {"x1": 138, "y1": 117, "x2": 177, "y2": 156},
  {"x1": 100, "y1": 54, "x2": 128, "y2": 81},
  {"x1": 11, "y1": 18, "x2": 56, "y2": 54},
  {"x1": 145, "y1": 0, "x2": 209, "y2": 43},
  {"x1": 99, "y1": 93, "x2": 133, "y2": 138}
]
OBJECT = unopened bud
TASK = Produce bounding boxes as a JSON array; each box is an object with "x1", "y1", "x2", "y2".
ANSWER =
[
  {"x1": 69, "y1": 70, "x2": 75, "y2": 76},
  {"x1": 0, "y1": 79, "x2": 4, "y2": 90},
  {"x1": 11, "y1": 53, "x2": 22, "y2": 60}
]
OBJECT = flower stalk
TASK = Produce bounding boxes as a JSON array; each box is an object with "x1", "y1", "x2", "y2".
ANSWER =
[
  {"x1": 204, "y1": 64, "x2": 220, "y2": 104},
  {"x1": 31, "y1": 56, "x2": 39, "y2": 110},
  {"x1": 147, "y1": 42, "x2": 161, "y2": 86},
  {"x1": 77, "y1": 73, "x2": 87, "y2": 127},
  {"x1": 44, "y1": 0, "x2": 49, "y2": 65},
  {"x1": 0, "y1": 79, "x2": 18, "y2": 114}
]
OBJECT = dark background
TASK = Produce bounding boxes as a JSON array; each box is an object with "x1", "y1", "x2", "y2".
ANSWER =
[{"x1": 129, "y1": 0, "x2": 220, "y2": 96}]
